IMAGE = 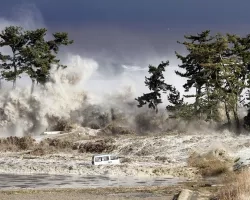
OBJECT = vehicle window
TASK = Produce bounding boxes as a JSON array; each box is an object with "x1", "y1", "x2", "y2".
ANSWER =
[
  {"x1": 95, "y1": 157, "x2": 102, "y2": 162},
  {"x1": 110, "y1": 156, "x2": 118, "y2": 160},
  {"x1": 102, "y1": 156, "x2": 109, "y2": 161}
]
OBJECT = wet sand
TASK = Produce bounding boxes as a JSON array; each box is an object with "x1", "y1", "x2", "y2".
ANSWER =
[
  {"x1": 0, "y1": 187, "x2": 177, "y2": 200},
  {"x1": 0, "y1": 174, "x2": 185, "y2": 189},
  {"x1": 0, "y1": 192, "x2": 173, "y2": 200}
]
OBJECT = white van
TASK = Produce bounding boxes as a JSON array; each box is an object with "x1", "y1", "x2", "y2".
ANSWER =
[{"x1": 92, "y1": 154, "x2": 120, "y2": 165}]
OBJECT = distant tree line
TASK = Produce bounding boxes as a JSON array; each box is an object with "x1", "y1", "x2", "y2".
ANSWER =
[
  {"x1": 136, "y1": 30, "x2": 250, "y2": 134},
  {"x1": 0, "y1": 26, "x2": 73, "y2": 93}
]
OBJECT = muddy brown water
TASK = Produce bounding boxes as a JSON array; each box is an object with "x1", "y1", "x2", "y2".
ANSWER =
[{"x1": 0, "y1": 174, "x2": 187, "y2": 190}]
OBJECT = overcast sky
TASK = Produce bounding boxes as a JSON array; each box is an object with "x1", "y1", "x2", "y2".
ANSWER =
[
  {"x1": 2, "y1": 0, "x2": 249, "y2": 28},
  {"x1": 1, "y1": 0, "x2": 250, "y2": 76}
]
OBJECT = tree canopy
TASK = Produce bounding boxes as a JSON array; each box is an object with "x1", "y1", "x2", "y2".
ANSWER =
[
  {"x1": 0, "y1": 25, "x2": 73, "y2": 92},
  {"x1": 135, "y1": 61, "x2": 183, "y2": 113},
  {"x1": 136, "y1": 30, "x2": 250, "y2": 134}
]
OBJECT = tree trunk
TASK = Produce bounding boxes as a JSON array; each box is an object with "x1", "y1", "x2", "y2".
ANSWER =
[
  {"x1": 12, "y1": 79, "x2": 16, "y2": 89},
  {"x1": 224, "y1": 102, "x2": 231, "y2": 125},
  {"x1": 233, "y1": 108, "x2": 241, "y2": 135},
  {"x1": 31, "y1": 79, "x2": 35, "y2": 94},
  {"x1": 195, "y1": 86, "x2": 201, "y2": 117},
  {"x1": 13, "y1": 54, "x2": 17, "y2": 90},
  {"x1": 205, "y1": 83, "x2": 212, "y2": 120}
]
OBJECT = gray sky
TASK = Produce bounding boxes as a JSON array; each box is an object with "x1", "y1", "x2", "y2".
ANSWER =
[
  {"x1": 2, "y1": 0, "x2": 249, "y2": 27},
  {"x1": 1, "y1": 0, "x2": 250, "y2": 76}
]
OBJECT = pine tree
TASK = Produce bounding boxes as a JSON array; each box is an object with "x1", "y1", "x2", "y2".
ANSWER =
[
  {"x1": 175, "y1": 30, "x2": 222, "y2": 121},
  {"x1": 21, "y1": 29, "x2": 73, "y2": 93},
  {"x1": 0, "y1": 26, "x2": 27, "y2": 88},
  {"x1": 0, "y1": 26, "x2": 73, "y2": 92},
  {"x1": 220, "y1": 34, "x2": 250, "y2": 133},
  {"x1": 135, "y1": 61, "x2": 180, "y2": 113}
]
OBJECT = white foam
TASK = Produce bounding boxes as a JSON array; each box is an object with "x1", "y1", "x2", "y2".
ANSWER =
[{"x1": 0, "y1": 54, "x2": 98, "y2": 136}]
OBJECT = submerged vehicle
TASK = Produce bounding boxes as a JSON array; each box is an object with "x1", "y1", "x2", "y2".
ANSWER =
[{"x1": 92, "y1": 154, "x2": 120, "y2": 165}]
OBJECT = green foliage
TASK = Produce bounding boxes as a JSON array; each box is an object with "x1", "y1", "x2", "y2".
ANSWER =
[
  {"x1": 0, "y1": 25, "x2": 73, "y2": 91},
  {"x1": 174, "y1": 31, "x2": 250, "y2": 132},
  {"x1": 135, "y1": 61, "x2": 168, "y2": 112},
  {"x1": 175, "y1": 31, "x2": 224, "y2": 121},
  {"x1": 0, "y1": 26, "x2": 27, "y2": 87},
  {"x1": 135, "y1": 61, "x2": 182, "y2": 113},
  {"x1": 166, "y1": 86, "x2": 184, "y2": 117},
  {"x1": 137, "y1": 30, "x2": 250, "y2": 134}
]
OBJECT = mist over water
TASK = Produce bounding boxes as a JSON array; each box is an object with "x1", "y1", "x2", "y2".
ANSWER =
[{"x1": 0, "y1": 5, "x2": 187, "y2": 137}]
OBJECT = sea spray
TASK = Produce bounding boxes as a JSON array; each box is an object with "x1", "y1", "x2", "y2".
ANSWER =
[{"x1": 0, "y1": 54, "x2": 98, "y2": 136}]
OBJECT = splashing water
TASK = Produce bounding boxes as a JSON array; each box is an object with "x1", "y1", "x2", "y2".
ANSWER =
[
  {"x1": 0, "y1": 4, "x2": 217, "y2": 137},
  {"x1": 0, "y1": 54, "x2": 99, "y2": 136}
]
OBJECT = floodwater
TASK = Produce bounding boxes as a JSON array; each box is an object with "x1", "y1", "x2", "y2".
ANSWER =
[{"x1": 0, "y1": 174, "x2": 185, "y2": 190}]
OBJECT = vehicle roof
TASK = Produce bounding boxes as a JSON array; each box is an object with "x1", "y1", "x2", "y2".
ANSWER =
[{"x1": 92, "y1": 154, "x2": 118, "y2": 157}]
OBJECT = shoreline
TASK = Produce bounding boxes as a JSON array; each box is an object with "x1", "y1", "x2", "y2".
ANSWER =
[
  {"x1": 0, "y1": 173, "x2": 189, "y2": 191},
  {"x1": 0, "y1": 185, "x2": 182, "y2": 194},
  {"x1": 0, "y1": 181, "x2": 216, "y2": 200}
]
